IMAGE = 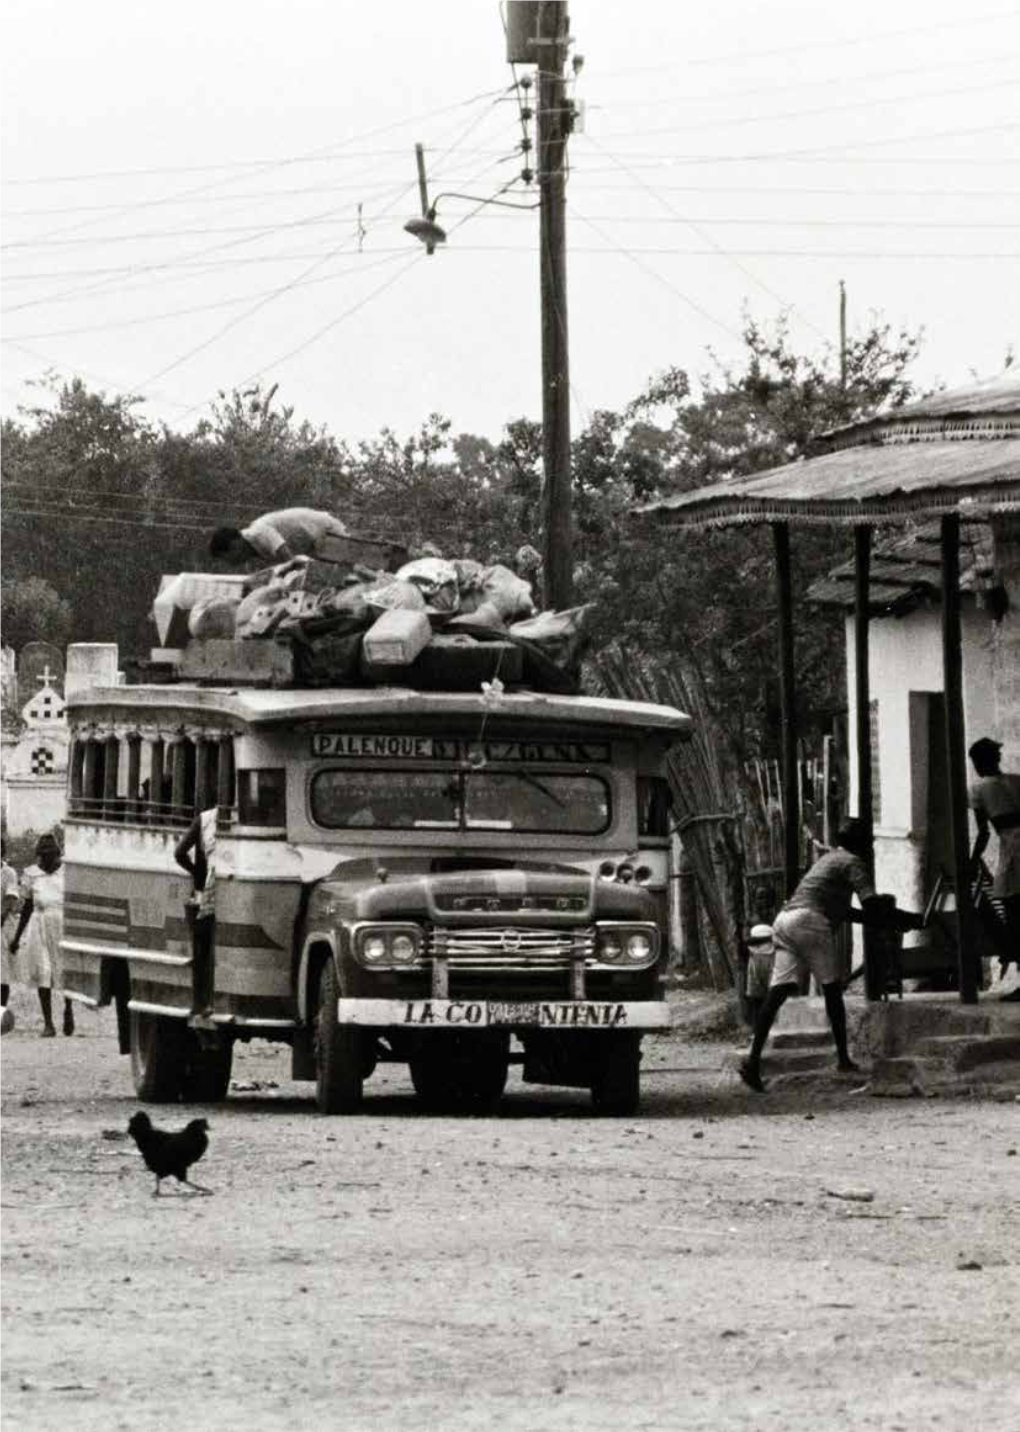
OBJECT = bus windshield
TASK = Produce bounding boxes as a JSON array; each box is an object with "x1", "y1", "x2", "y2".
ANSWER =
[{"x1": 310, "y1": 768, "x2": 610, "y2": 834}]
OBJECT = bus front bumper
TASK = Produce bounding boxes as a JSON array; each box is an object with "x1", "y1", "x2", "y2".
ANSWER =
[{"x1": 336, "y1": 998, "x2": 672, "y2": 1030}]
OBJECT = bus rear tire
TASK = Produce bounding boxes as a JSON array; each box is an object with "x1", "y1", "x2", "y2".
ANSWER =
[
  {"x1": 314, "y1": 960, "x2": 364, "y2": 1114},
  {"x1": 182, "y1": 1037, "x2": 233, "y2": 1103},
  {"x1": 590, "y1": 1034, "x2": 642, "y2": 1116},
  {"x1": 130, "y1": 1011, "x2": 187, "y2": 1103}
]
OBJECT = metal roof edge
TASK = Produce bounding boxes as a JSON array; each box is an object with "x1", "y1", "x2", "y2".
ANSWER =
[
  {"x1": 635, "y1": 484, "x2": 1020, "y2": 530},
  {"x1": 65, "y1": 683, "x2": 693, "y2": 735}
]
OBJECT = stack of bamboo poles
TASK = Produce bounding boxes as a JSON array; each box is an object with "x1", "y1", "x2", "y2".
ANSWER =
[
  {"x1": 744, "y1": 745, "x2": 841, "y2": 874},
  {"x1": 591, "y1": 649, "x2": 743, "y2": 990}
]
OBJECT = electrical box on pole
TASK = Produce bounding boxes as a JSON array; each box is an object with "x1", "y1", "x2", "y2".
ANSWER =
[{"x1": 505, "y1": 0, "x2": 542, "y2": 63}]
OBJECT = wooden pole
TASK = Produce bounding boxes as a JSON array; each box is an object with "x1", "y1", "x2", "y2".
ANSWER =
[
  {"x1": 855, "y1": 525, "x2": 886, "y2": 1000},
  {"x1": 772, "y1": 522, "x2": 799, "y2": 897},
  {"x1": 854, "y1": 526, "x2": 873, "y2": 832},
  {"x1": 414, "y1": 142, "x2": 429, "y2": 219},
  {"x1": 941, "y1": 514, "x2": 980, "y2": 1003},
  {"x1": 538, "y1": 0, "x2": 573, "y2": 608},
  {"x1": 839, "y1": 279, "x2": 848, "y2": 393},
  {"x1": 677, "y1": 848, "x2": 702, "y2": 974}
]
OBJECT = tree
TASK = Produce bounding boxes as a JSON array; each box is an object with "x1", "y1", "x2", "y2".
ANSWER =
[
  {"x1": 570, "y1": 313, "x2": 925, "y2": 763},
  {"x1": 0, "y1": 576, "x2": 72, "y2": 651},
  {"x1": 0, "y1": 312, "x2": 923, "y2": 727}
]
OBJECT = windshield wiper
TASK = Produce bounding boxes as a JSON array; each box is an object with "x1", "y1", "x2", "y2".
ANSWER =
[{"x1": 513, "y1": 770, "x2": 567, "y2": 808}]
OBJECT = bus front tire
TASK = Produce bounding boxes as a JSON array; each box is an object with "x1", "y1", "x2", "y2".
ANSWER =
[
  {"x1": 130, "y1": 1011, "x2": 187, "y2": 1103},
  {"x1": 590, "y1": 1035, "x2": 642, "y2": 1116},
  {"x1": 314, "y1": 960, "x2": 364, "y2": 1114}
]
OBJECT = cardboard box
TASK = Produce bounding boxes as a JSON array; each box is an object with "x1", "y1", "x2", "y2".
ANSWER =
[
  {"x1": 362, "y1": 609, "x2": 432, "y2": 666},
  {"x1": 152, "y1": 573, "x2": 247, "y2": 646}
]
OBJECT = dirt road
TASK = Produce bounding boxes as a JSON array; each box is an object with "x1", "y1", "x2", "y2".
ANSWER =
[{"x1": 2, "y1": 994, "x2": 1017, "y2": 1432}]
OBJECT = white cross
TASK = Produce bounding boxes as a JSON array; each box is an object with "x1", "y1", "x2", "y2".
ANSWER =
[{"x1": 36, "y1": 665, "x2": 59, "y2": 689}]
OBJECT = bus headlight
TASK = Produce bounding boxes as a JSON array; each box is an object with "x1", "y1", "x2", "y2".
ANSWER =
[
  {"x1": 352, "y1": 924, "x2": 422, "y2": 968},
  {"x1": 595, "y1": 923, "x2": 658, "y2": 968},
  {"x1": 597, "y1": 931, "x2": 624, "y2": 962},
  {"x1": 625, "y1": 932, "x2": 653, "y2": 962},
  {"x1": 362, "y1": 934, "x2": 387, "y2": 962},
  {"x1": 391, "y1": 933, "x2": 418, "y2": 962}
]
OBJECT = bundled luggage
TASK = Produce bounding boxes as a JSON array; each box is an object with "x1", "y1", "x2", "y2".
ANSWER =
[{"x1": 151, "y1": 519, "x2": 590, "y2": 693}]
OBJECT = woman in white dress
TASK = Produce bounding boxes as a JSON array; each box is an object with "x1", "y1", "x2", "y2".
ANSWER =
[{"x1": 9, "y1": 832, "x2": 73, "y2": 1037}]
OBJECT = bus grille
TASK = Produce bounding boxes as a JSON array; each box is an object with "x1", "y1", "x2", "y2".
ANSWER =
[{"x1": 429, "y1": 926, "x2": 596, "y2": 968}]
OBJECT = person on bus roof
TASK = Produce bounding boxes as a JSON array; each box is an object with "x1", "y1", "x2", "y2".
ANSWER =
[{"x1": 209, "y1": 507, "x2": 349, "y2": 566}]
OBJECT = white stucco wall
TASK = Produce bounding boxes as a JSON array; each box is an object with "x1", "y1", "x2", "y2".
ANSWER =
[
  {"x1": 844, "y1": 601, "x2": 997, "y2": 924},
  {"x1": 5, "y1": 776, "x2": 66, "y2": 839}
]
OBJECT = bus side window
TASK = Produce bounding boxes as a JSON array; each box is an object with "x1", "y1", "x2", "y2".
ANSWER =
[
  {"x1": 69, "y1": 739, "x2": 86, "y2": 815},
  {"x1": 637, "y1": 776, "x2": 672, "y2": 838},
  {"x1": 83, "y1": 738, "x2": 106, "y2": 819},
  {"x1": 238, "y1": 769, "x2": 286, "y2": 827}
]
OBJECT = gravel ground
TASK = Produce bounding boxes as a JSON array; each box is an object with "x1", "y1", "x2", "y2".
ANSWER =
[{"x1": 2, "y1": 989, "x2": 1018, "y2": 1432}]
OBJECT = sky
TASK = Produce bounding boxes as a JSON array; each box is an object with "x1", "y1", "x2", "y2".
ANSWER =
[{"x1": 2, "y1": 0, "x2": 1019, "y2": 446}]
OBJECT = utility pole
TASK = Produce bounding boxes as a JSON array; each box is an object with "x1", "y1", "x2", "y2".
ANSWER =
[
  {"x1": 536, "y1": 1, "x2": 573, "y2": 609},
  {"x1": 839, "y1": 279, "x2": 848, "y2": 393}
]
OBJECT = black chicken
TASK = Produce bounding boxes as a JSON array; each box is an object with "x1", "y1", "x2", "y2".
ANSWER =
[{"x1": 127, "y1": 1111, "x2": 212, "y2": 1197}]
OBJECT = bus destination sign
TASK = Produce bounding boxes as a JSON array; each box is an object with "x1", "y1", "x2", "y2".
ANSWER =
[{"x1": 309, "y1": 733, "x2": 610, "y2": 764}]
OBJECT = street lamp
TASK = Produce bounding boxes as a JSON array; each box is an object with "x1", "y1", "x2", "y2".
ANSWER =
[{"x1": 403, "y1": 192, "x2": 537, "y2": 254}]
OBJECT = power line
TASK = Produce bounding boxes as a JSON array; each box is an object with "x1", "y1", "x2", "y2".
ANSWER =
[
  {"x1": 140, "y1": 88, "x2": 516, "y2": 400},
  {"x1": 581, "y1": 134, "x2": 827, "y2": 340},
  {"x1": 2, "y1": 480, "x2": 280, "y2": 510},
  {"x1": 1, "y1": 338, "x2": 195, "y2": 411},
  {"x1": 597, "y1": 50, "x2": 1020, "y2": 108},
  {"x1": 2, "y1": 248, "x2": 422, "y2": 287},
  {"x1": 1, "y1": 506, "x2": 212, "y2": 531},
  {"x1": 1, "y1": 96, "x2": 515, "y2": 320},
  {"x1": 7, "y1": 90, "x2": 512, "y2": 251},
  {"x1": 7, "y1": 241, "x2": 1016, "y2": 269},
  {"x1": 1, "y1": 251, "x2": 410, "y2": 342},
  {"x1": 599, "y1": 76, "x2": 1020, "y2": 142},
  {"x1": 556, "y1": 181, "x2": 1020, "y2": 199},
  {"x1": 178, "y1": 252, "x2": 422, "y2": 420},
  {"x1": 593, "y1": 7, "x2": 1020, "y2": 73},
  {"x1": 9, "y1": 174, "x2": 1020, "y2": 217},
  {"x1": 568, "y1": 207, "x2": 743, "y2": 340},
  {"x1": 471, "y1": 212, "x2": 1020, "y2": 229},
  {"x1": 595, "y1": 120, "x2": 1020, "y2": 164},
  {"x1": 0, "y1": 130, "x2": 509, "y2": 188},
  {"x1": 1, "y1": 174, "x2": 469, "y2": 220}
]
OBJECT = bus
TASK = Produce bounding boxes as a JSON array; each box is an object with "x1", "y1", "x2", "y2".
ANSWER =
[{"x1": 61, "y1": 680, "x2": 689, "y2": 1115}]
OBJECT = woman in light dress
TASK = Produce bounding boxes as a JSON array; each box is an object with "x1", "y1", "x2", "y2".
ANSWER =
[{"x1": 9, "y1": 832, "x2": 74, "y2": 1037}]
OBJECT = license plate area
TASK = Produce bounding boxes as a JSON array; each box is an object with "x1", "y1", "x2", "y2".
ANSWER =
[{"x1": 337, "y1": 998, "x2": 671, "y2": 1029}]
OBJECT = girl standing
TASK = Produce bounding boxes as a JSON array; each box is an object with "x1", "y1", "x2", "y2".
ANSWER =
[{"x1": 9, "y1": 832, "x2": 73, "y2": 1037}]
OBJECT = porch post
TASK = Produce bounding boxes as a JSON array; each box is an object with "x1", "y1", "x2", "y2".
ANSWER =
[
  {"x1": 853, "y1": 526, "x2": 873, "y2": 834},
  {"x1": 772, "y1": 522, "x2": 799, "y2": 897},
  {"x1": 855, "y1": 526, "x2": 883, "y2": 1002},
  {"x1": 941, "y1": 513, "x2": 980, "y2": 1003}
]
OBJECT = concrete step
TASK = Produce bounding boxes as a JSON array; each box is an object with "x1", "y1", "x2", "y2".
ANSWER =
[
  {"x1": 870, "y1": 1051, "x2": 1020, "y2": 1098},
  {"x1": 762, "y1": 1048, "x2": 833, "y2": 1073},
  {"x1": 722, "y1": 1047, "x2": 835, "y2": 1076},
  {"x1": 913, "y1": 1034, "x2": 1020, "y2": 1071},
  {"x1": 769, "y1": 1030, "x2": 833, "y2": 1050},
  {"x1": 871, "y1": 1056, "x2": 934, "y2": 1086}
]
